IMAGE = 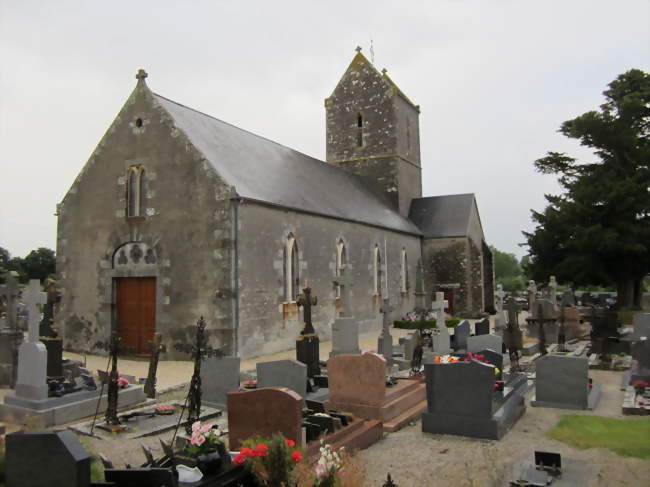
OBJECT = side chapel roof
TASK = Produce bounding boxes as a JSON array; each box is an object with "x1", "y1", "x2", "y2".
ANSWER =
[
  {"x1": 408, "y1": 194, "x2": 480, "y2": 239},
  {"x1": 154, "y1": 93, "x2": 422, "y2": 235}
]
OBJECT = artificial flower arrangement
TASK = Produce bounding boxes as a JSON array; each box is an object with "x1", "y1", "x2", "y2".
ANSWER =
[
  {"x1": 233, "y1": 434, "x2": 303, "y2": 486},
  {"x1": 117, "y1": 373, "x2": 129, "y2": 389},
  {"x1": 632, "y1": 379, "x2": 649, "y2": 403},
  {"x1": 243, "y1": 380, "x2": 258, "y2": 389},
  {"x1": 291, "y1": 441, "x2": 365, "y2": 487},
  {"x1": 154, "y1": 403, "x2": 175, "y2": 415},
  {"x1": 186, "y1": 421, "x2": 221, "y2": 457}
]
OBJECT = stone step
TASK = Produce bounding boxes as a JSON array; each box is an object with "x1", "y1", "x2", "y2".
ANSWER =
[
  {"x1": 381, "y1": 383, "x2": 426, "y2": 422},
  {"x1": 383, "y1": 399, "x2": 427, "y2": 432},
  {"x1": 305, "y1": 419, "x2": 382, "y2": 456},
  {"x1": 383, "y1": 379, "x2": 421, "y2": 403}
]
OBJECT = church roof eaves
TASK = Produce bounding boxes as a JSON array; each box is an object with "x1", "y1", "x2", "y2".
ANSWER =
[
  {"x1": 153, "y1": 93, "x2": 422, "y2": 236},
  {"x1": 408, "y1": 193, "x2": 477, "y2": 238}
]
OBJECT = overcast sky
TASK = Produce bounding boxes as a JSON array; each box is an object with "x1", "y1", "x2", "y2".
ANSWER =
[{"x1": 1, "y1": 0, "x2": 648, "y2": 260}]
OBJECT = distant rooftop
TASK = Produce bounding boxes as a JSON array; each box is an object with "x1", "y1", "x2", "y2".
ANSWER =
[{"x1": 409, "y1": 194, "x2": 476, "y2": 238}]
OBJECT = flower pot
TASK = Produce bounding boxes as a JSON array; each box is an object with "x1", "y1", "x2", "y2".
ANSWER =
[{"x1": 197, "y1": 450, "x2": 222, "y2": 476}]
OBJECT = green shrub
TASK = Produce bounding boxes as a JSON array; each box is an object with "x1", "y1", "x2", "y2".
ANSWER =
[{"x1": 393, "y1": 317, "x2": 460, "y2": 330}]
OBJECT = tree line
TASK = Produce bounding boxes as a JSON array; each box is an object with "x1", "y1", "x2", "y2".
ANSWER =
[{"x1": 0, "y1": 246, "x2": 56, "y2": 284}]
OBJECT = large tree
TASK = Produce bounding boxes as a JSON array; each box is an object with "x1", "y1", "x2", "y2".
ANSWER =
[{"x1": 524, "y1": 69, "x2": 650, "y2": 309}]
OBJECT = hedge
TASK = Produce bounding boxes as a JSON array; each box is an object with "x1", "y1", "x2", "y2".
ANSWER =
[{"x1": 393, "y1": 317, "x2": 461, "y2": 330}]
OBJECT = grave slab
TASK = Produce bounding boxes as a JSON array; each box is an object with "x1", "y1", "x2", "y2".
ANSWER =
[
  {"x1": 452, "y1": 320, "x2": 470, "y2": 351},
  {"x1": 532, "y1": 355, "x2": 600, "y2": 410},
  {"x1": 201, "y1": 356, "x2": 240, "y2": 409},
  {"x1": 467, "y1": 334, "x2": 502, "y2": 354},
  {"x1": 330, "y1": 317, "x2": 360, "y2": 356},
  {"x1": 257, "y1": 359, "x2": 307, "y2": 398},
  {"x1": 6, "y1": 430, "x2": 91, "y2": 487}
]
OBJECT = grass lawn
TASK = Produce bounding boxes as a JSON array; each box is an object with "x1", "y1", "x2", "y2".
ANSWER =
[{"x1": 547, "y1": 415, "x2": 650, "y2": 460}]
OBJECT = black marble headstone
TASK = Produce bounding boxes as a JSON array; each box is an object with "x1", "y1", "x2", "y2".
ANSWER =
[
  {"x1": 475, "y1": 319, "x2": 490, "y2": 336},
  {"x1": 478, "y1": 348, "x2": 503, "y2": 380},
  {"x1": 6, "y1": 430, "x2": 91, "y2": 487}
]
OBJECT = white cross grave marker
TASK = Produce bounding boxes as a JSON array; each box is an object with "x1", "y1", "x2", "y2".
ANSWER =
[
  {"x1": 333, "y1": 265, "x2": 354, "y2": 317},
  {"x1": 14, "y1": 279, "x2": 48, "y2": 400},
  {"x1": 431, "y1": 292, "x2": 448, "y2": 327}
]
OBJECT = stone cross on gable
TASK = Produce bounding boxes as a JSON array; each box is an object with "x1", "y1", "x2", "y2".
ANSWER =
[
  {"x1": 333, "y1": 265, "x2": 354, "y2": 317},
  {"x1": 495, "y1": 285, "x2": 506, "y2": 313},
  {"x1": 297, "y1": 287, "x2": 318, "y2": 336},
  {"x1": 355, "y1": 45, "x2": 362, "y2": 53},
  {"x1": 22, "y1": 279, "x2": 47, "y2": 342},
  {"x1": 135, "y1": 69, "x2": 148, "y2": 82},
  {"x1": 0, "y1": 273, "x2": 20, "y2": 329},
  {"x1": 431, "y1": 292, "x2": 448, "y2": 327}
]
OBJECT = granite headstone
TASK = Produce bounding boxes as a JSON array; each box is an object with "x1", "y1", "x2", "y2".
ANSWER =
[
  {"x1": 257, "y1": 359, "x2": 307, "y2": 399},
  {"x1": 201, "y1": 356, "x2": 240, "y2": 408}
]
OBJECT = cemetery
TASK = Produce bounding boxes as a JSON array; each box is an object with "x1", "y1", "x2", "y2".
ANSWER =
[
  {"x1": 0, "y1": 12, "x2": 649, "y2": 485},
  {"x1": 0, "y1": 270, "x2": 649, "y2": 486}
]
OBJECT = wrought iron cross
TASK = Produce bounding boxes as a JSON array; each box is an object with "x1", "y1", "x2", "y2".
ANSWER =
[
  {"x1": 93, "y1": 332, "x2": 134, "y2": 426},
  {"x1": 296, "y1": 287, "x2": 318, "y2": 336},
  {"x1": 174, "y1": 317, "x2": 224, "y2": 434}
]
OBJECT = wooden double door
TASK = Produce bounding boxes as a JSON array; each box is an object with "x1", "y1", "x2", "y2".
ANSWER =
[{"x1": 115, "y1": 277, "x2": 156, "y2": 355}]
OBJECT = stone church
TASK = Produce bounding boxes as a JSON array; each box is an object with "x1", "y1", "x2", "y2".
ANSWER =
[{"x1": 55, "y1": 49, "x2": 494, "y2": 359}]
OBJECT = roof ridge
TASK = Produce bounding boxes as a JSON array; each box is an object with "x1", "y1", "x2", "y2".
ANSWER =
[{"x1": 153, "y1": 92, "x2": 353, "y2": 175}]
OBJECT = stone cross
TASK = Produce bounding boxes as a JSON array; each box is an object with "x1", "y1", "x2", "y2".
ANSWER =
[
  {"x1": 0, "y1": 273, "x2": 21, "y2": 329},
  {"x1": 297, "y1": 287, "x2": 318, "y2": 336},
  {"x1": 549, "y1": 276, "x2": 558, "y2": 310},
  {"x1": 379, "y1": 298, "x2": 395, "y2": 367},
  {"x1": 504, "y1": 299, "x2": 521, "y2": 328},
  {"x1": 431, "y1": 292, "x2": 448, "y2": 328},
  {"x1": 414, "y1": 259, "x2": 426, "y2": 308},
  {"x1": 332, "y1": 265, "x2": 353, "y2": 317},
  {"x1": 144, "y1": 333, "x2": 165, "y2": 398},
  {"x1": 355, "y1": 45, "x2": 362, "y2": 53},
  {"x1": 22, "y1": 280, "x2": 47, "y2": 342},
  {"x1": 495, "y1": 285, "x2": 506, "y2": 313},
  {"x1": 527, "y1": 280, "x2": 537, "y2": 310},
  {"x1": 135, "y1": 69, "x2": 148, "y2": 82}
]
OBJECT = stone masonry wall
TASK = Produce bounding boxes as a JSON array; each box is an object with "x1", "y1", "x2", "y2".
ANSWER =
[
  {"x1": 56, "y1": 81, "x2": 235, "y2": 358},
  {"x1": 236, "y1": 202, "x2": 422, "y2": 359}
]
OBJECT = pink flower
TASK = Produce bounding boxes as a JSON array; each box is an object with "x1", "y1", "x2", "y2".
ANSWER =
[
  {"x1": 192, "y1": 435, "x2": 206, "y2": 446},
  {"x1": 199, "y1": 423, "x2": 213, "y2": 434},
  {"x1": 191, "y1": 421, "x2": 201, "y2": 432}
]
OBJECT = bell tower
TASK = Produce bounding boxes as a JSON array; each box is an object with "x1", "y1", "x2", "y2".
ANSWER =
[{"x1": 325, "y1": 47, "x2": 422, "y2": 216}]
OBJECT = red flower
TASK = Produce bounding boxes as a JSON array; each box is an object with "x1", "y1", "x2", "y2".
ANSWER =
[
  {"x1": 253, "y1": 443, "x2": 269, "y2": 457},
  {"x1": 240, "y1": 447, "x2": 253, "y2": 457},
  {"x1": 639, "y1": 401, "x2": 646, "y2": 406},
  {"x1": 285, "y1": 439, "x2": 295, "y2": 447},
  {"x1": 291, "y1": 450, "x2": 303, "y2": 463},
  {"x1": 632, "y1": 380, "x2": 649, "y2": 388}
]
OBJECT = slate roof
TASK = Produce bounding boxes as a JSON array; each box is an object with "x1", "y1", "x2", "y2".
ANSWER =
[
  {"x1": 153, "y1": 93, "x2": 422, "y2": 235},
  {"x1": 408, "y1": 194, "x2": 477, "y2": 238}
]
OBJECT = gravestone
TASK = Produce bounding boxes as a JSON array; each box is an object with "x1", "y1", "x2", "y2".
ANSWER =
[
  {"x1": 6, "y1": 430, "x2": 91, "y2": 487},
  {"x1": 478, "y1": 348, "x2": 504, "y2": 380},
  {"x1": 326, "y1": 352, "x2": 427, "y2": 432},
  {"x1": 296, "y1": 287, "x2": 320, "y2": 377},
  {"x1": 632, "y1": 313, "x2": 650, "y2": 339},
  {"x1": 494, "y1": 285, "x2": 507, "y2": 332},
  {"x1": 467, "y1": 334, "x2": 502, "y2": 355},
  {"x1": 377, "y1": 299, "x2": 395, "y2": 367},
  {"x1": 15, "y1": 279, "x2": 48, "y2": 400},
  {"x1": 532, "y1": 355, "x2": 600, "y2": 410},
  {"x1": 630, "y1": 338, "x2": 650, "y2": 384},
  {"x1": 452, "y1": 320, "x2": 470, "y2": 351},
  {"x1": 414, "y1": 259, "x2": 427, "y2": 308},
  {"x1": 580, "y1": 292, "x2": 593, "y2": 306},
  {"x1": 257, "y1": 359, "x2": 307, "y2": 399},
  {"x1": 549, "y1": 276, "x2": 558, "y2": 310},
  {"x1": 527, "y1": 280, "x2": 537, "y2": 310},
  {"x1": 394, "y1": 333, "x2": 419, "y2": 370},
  {"x1": 227, "y1": 387, "x2": 302, "y2": 450},
  {"x1": 475, "y1": 318, "x2": 490, "y2": 336},
  {"x1": 201, "y1": 356, "x2": 240, "y2": 408},
  {"x1": 331, "y1": 265, "x2": 360, "y2": 356},
  {"x1": 561, "y1": 288, "x2": 575, "y2": 307},
  {"x1": 421, "y1": 360, "x2": 526, "y2": 439},
  {"x1": 431, "y1": 325, "x2": 451, "y2": 355},
  {"x1": 0, "y1": 273, "x2": 23, "y2": 388}
]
